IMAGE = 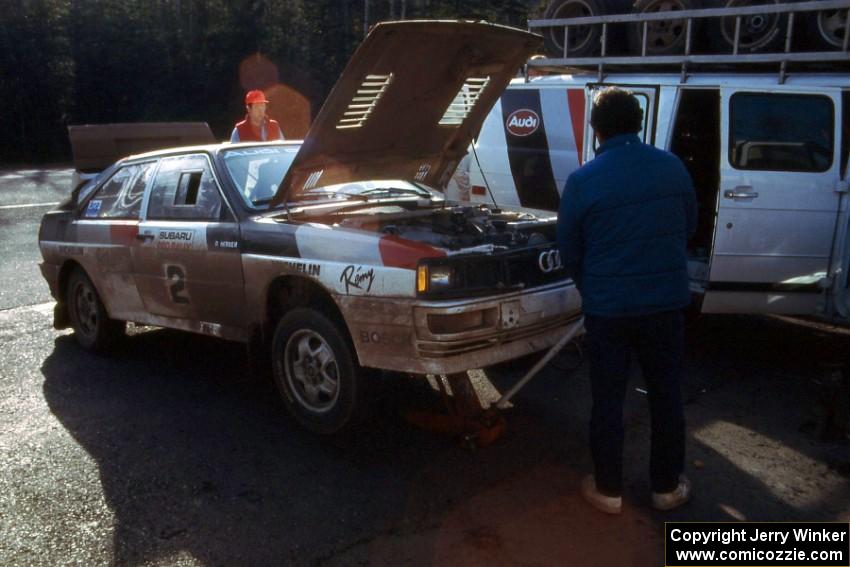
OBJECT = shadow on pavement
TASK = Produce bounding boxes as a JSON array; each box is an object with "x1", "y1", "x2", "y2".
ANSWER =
[{"x1": 40, "y1": 314, "x2": 850, "y2": 566}]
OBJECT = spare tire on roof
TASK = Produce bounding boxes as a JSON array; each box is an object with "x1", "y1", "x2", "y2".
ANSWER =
[
  {"x1": 806, "y1": 8, "x2": 849, "y2": 50},
  {"x1": 542, "y1": 0, "x2": 609, "y2": 58},
  {"x1": 707, "y1": 0, "x2": 789, "y2": 53},
  {"x1": 627, "y1": 0, "x2": 702, "y2": 55}
]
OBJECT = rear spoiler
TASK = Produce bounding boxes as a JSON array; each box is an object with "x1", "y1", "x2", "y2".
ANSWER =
[{"x1": 68, "y1": 122, "x2": 216, "y2": 172}]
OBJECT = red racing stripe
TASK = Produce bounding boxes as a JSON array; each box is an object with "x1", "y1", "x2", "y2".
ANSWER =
[
  {"x1": 378, "y1": 235, "x2": 446, "y2": 270},
  {"x1": 109, "y1": 222, "x2": 139, "y2": 246},
  {"x1": 567, "y1": 89, "x2": 586, "y2": 166}
]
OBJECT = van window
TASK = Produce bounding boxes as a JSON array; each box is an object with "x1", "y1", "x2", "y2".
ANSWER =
[{"x1": 729, "y1": 93, "x2": 833, "y2": 173}]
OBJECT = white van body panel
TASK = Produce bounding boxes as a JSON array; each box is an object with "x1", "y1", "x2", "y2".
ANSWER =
[{"x1": 458, "y1": 72, "x2": 850, "y2": 325}]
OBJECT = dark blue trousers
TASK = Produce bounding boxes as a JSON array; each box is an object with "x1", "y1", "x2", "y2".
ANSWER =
[{"x1": 584, "y1": 309, "x2": 686, "y2": 497}]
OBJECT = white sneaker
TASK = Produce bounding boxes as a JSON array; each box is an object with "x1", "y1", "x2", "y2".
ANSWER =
[
  {"x1": 580, "y1": 475, "x2": 622, "y2": 515},
  {"x1": 652, "y1": 475, "x2": 692, "y2": 511}
]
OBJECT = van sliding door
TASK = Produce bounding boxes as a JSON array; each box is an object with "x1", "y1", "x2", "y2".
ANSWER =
[{"x1": 703, "y1": 87, "x2": 843, "y2": 314}]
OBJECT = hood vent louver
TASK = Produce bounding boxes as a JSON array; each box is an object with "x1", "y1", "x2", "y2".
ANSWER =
[
  {"x1": 336, "y1": 73, "x2": 394, "y2": 130},
  {"x1": 439, "y1": 76, "x2": 490, "y2": 126}
]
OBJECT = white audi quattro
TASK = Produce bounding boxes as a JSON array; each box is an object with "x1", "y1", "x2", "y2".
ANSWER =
[{"x1": 39, "y1": 21, "x2": 583, "y2": 434}]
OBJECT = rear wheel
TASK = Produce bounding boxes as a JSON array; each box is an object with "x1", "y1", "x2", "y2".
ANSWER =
[
  {"x1": 628, "y1": 0, "x2": 702, "y2": 55},
  {"x1": 66, "y1": 268, "x2": 125, "y2": 353},
  {"x1": 271, "y1": 308, "x2": 366, "y2": 435}
]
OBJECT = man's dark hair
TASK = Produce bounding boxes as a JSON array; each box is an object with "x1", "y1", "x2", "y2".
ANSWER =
[{"x1": 590, "y1": 87, "x2": 643, "y2": 139}]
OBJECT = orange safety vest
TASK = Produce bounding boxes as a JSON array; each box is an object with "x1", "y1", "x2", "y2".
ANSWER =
[{"x1": 235, "y1": 116, "x2": 282, "y2": 141}]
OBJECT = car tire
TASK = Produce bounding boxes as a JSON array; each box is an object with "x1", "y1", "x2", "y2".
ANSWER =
[
  {"x1": 628, "y1": 0, "x2": 702, "y2": 55},
  {"x1": 806, "y1": 8, "x2": 848, "y2": 50},
  {"x1": 271, "y1": 307, "x2": 365, "y2": 435},
  {"x1": 542, "y1": 0, "x2": 608, "y2": 58},
  {"x1": 66, "y1": 268, "x2": 125, "y2": 354},
  {"x1": 707, "y1": 0, "x2": 788, "y2": 54}
]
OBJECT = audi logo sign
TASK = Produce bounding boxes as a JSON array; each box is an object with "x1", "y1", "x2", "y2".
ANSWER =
[
  {"x1": 505, "y1": 109, "x2": 540, "y2": 137},
  {"x1": 538, "y1": 249, "x2": 563, "y2": 273}
]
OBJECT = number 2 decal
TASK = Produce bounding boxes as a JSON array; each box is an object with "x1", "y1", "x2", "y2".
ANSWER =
[{"x1": 166, "y1": 265, "x2": 190, "y2": 304}]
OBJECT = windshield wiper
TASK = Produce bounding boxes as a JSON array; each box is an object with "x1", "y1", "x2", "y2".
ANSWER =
[{"x1": 355, "y1": 187, "x2": 431, "y2": 199}]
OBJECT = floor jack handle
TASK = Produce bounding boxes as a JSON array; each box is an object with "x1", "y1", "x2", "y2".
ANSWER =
[{"x1": 493, "y1": 317, "x2": 585, "y2": 410}]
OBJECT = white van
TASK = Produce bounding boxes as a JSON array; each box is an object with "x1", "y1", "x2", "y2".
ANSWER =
[{"x1": 448, "y1": 3, "x2": 850, "y2": 324}]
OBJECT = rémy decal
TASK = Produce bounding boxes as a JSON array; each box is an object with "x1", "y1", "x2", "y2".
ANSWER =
[{"x1": 340, "y1": 265, "x2": 375, "y2": 294}]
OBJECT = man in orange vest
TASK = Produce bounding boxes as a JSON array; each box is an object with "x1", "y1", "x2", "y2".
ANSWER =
[{"x1": 230, "y1": 90, "x2": 284, "y2": 143}]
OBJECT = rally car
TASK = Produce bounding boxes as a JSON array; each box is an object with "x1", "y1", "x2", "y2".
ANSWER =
[{"x1": 38, "y1": 20, "x2": 583, "y2": 433}]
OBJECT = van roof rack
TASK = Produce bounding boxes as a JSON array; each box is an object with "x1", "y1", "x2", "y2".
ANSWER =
[{"x1": 527, "y1": 0, "x2": 850, "y2": 83}]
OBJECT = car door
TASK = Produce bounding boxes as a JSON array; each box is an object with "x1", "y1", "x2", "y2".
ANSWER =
[
  {"x1": 73, "y1": 161, "x2": 156, "y2": 320},
  {"x1": 702, "y1": 87, "x2": 843, "y2": 314},
  {"x1": 134, "y1": 153, "x2": 246, "y2": 333}
]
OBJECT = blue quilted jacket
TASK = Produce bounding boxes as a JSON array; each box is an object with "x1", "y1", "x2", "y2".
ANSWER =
[{"x1": 556, "y1": 134, "x2": 697, "y2": 316}]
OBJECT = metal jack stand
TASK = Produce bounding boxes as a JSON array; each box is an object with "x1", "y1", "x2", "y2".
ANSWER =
[{"x1": 405, "y1": 318, "x2": 585, "y2": 449}]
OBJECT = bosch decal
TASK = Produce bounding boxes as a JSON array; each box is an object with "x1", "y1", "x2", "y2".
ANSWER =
[
  {"x1": 340, "y1": 265, "x2": 375, "y2": 294},
  {"x1": 538, "y1": 249, "x2": 563, "y2": 273},
  {"x1": 359, "y1": 331, "x2": 409, "y2": 345},
  {"x1": 505, "y1": 109, "x2": 540, "y2": 137}
]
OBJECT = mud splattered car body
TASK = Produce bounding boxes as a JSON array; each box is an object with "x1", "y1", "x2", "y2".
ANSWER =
[{"x1": 39, "y1": 21, "x2": 582, "y2": 432}]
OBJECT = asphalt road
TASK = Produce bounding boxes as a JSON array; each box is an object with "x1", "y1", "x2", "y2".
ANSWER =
[{"x1": 1, "y1": 167, "x2": 848, "y2": 566}]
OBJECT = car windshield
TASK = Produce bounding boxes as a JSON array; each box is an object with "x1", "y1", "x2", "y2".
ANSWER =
[{"x1": 222, "y1": 145, "x2": 299, "y2": 209}]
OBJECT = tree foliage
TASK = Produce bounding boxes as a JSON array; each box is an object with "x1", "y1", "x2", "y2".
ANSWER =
[{"x1": 0, "y1": 0, "x2": 543, "y2": 163}]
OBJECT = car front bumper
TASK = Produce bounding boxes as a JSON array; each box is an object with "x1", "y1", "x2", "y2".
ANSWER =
[{"x1": 337, "y1": 280, "x2": 582, "y2": 375}]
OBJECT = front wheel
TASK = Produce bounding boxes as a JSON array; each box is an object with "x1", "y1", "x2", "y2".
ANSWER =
[
  {"x1": 271, "y1": 308, "x2": 366, "y2": 435},
  {"x1": 66, "y1": 268, "x2": 125, "y2": 353}
]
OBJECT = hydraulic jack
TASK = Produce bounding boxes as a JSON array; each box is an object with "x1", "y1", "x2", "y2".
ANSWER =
[{"x1": 405, "y1": 317, "x2": 584, "y2": 449}]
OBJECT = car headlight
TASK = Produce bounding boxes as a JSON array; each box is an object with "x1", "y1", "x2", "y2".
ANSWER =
[{"x1": 416, "y1": 264, "x2": 456, "y2": 294}]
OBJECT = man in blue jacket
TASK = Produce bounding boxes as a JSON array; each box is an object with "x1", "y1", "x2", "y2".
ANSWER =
[{"x1": 557, "y1": 87, "x2": 697, "y2": 514}]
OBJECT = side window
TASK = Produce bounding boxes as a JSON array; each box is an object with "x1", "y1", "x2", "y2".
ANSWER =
[
  {"x1": 589, "y1": 88, "x2": 651, "y2": 152},
  {"x1": 82, "y1": 162, "x2": 156, "y2": 219},
  {"x1": 147, "y1": 155, "x2": 224, "y2": 220},
  {"x1": 730, "y1": 93, "x2": 834, "y2": 172}
]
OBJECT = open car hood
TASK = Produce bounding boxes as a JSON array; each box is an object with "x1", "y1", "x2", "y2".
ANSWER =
[{"x1": 270, "y1": 20, "x2": 541, "y2": 206}]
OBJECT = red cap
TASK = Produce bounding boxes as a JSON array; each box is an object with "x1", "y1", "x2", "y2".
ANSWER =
[{"x1": 245, "y1": 90, "x2": 270, "y2": 105}]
